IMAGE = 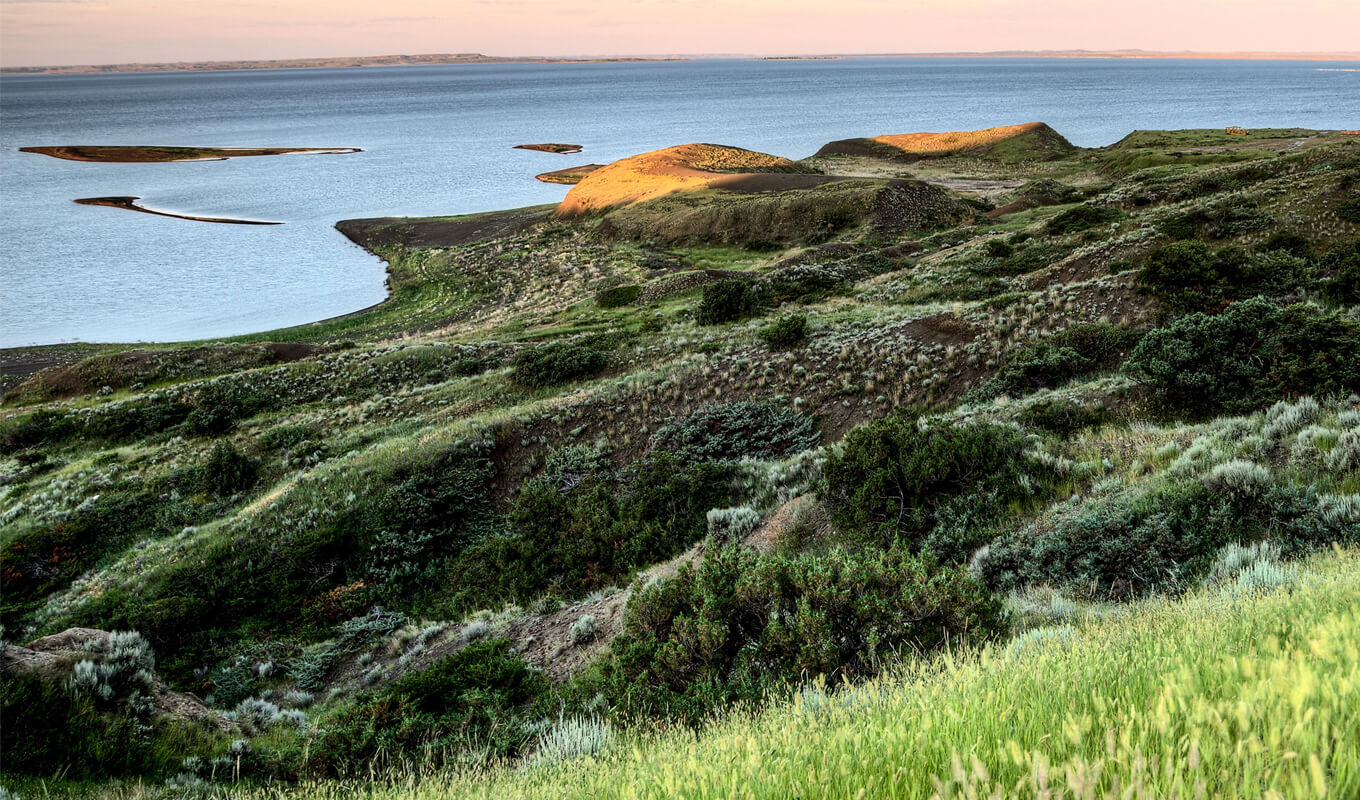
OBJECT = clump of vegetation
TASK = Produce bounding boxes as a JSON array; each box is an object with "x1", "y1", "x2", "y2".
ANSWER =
[
  {"x1": 599, "y1": 543, "x2": 1002, "y2": 723},
  {"x1": 512, "y1": 342, "x2": 609, "y2": 387},
  {"x1": 977, "y1": 323, "x2": 1144, "y2": 399},
  {"x1": 696, "y1": 279, "x2": 759, "y2": 324},
  {"x1": 308, "y1": 640, "x2": 548, "y2": 776},
  {"x1": 757, "y1": 315, "x2": 808, "y2": 348},
  {"x1": 650, "y1": 402, "x2": 819, "y2": 464},
  {"x1": 983, "y1": 474, "x2": 1349, "y2": 599},
  {"x1": 201, "y1": 441, "x2": 259, "y2": 497},
  {"x1": 1042, "y1": 204, "x2": 1122, "y2": 235},
  {"x1": 1124, "y1": 297, "x2": 1360, "y2": 417},
  {"x1": 822, "y1": 416, "x2": 1057, "y2": 564},
  {"x1": 595, "y1": 284, "x2": 641, "y2": 308}
]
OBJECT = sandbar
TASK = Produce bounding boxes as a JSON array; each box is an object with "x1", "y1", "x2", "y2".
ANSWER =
[
  {"x1": 75, "y1": 196, "x2": 283, "y2": 225},
  {"x1": 21, "y1": 146, "x2": 361, "y2": 163},
  {"x1": 515, "y1": 143, "x2": 584, "y2": 155}
]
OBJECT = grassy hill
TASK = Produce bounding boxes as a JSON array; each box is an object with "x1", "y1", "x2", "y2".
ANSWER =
[{"x1": 2, "y1": 125, "x2": 1359, "y2": 798}]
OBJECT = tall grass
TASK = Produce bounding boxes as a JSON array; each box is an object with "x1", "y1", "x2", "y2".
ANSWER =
[{"x1": 247, "y1": 547, "x2": 1360, "y2": 800}]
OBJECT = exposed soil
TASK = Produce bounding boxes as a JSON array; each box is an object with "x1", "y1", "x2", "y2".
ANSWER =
[
  {"x1": 21, "y1": 146, "x2": 360, "y2": 163},
  {"x1": 75, "y1": 196, "x2": 282, "y2": 225},
  {"x1": 336, "y1": 206, "x2": 554, "y2": 250}
]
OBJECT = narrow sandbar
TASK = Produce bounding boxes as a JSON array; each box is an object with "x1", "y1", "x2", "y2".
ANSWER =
[
  {"x1": 534, "y1": 164, "x2": 605, "y2": 184},
  {"x1": 75, "y1": 196, "x2": 283, "y2": 225},
  {"x1": 515, "y1": 143, "x2": 584, "y2": 155},
  {"x1": 21, "y1": 146, "x2": 361, "y2": 163}
]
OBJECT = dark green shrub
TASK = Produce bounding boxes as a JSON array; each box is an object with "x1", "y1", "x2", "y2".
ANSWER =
[
  {"x1": 596, "y1": 284, "x2": 641, "y2": 308},
  {"x1": 758, "y1": 315, "x2": 809, "y2": 349},
  {"x1": 600, "y1": 544, "x2": 1002, "y2": 723},
  {"x1": 983, "y1": 481, "x2": 1352, "y2": 599},
  {"x1": 989, "y1": 241, "x2": 1077, "y2": 276},
  {"x1": 696, "y1": 279, "x2": 758, "y2": 324},
  {"x1": 1337, "y1": 198, "x2": 1360, "y2": 223},
  {"x1": 512, "y1": 342, "x2": 608, "y2": 388},
  {"x1": 450, "y1": 450, "x2": 736, "y2": 606},
  {"x1": 1321, "y1": 239, "x2": 1360, "y2": 305},
  {"x1": 256, "y1": 423, "x2": 318, "y2": 452},
  {"x1": 185, "y1": 383, "x2": 260, "y2": 436},
  {"x1": 650, "y1": 402, "x2": 819, "y2": 464},
  {"x1": 975, "y1": 323, "x2": 1143, "y2": 400},
  {"x1": 757, "y1": 262, "x2": 857, "y2": 303},
  {"x1": 984, "y1": 239, "x2": 1014, "y2": 258},
  {"x1": 1136, "y1": 241, "x2": 1246, "y2": 312},
  {"x1": 1124, "y1": 297, "x2": 1360, "y2": 417},
  {"x1": 1, "y1": 492, "x2": 159, "y2": 618},
  {"x1": 309, "y1": 640, "x2": 547, "y2": 776},
  {"x1": 201, "y1": 441, "x2": 258, "y2": 497},
  {"x1": 365, "y1": 445, "x2": 497, "y2": 593},
  {"x1": 0, "y1": 672, "x2": 214, "y2": 778},
  {"x1": 822, "y1": 416, "x2": 1056, "y2": 564},
  {"x1": 1019, "y1": 397, "x2": 1115, "y2": 435},
  {"x1": 1160, "y1": 199, "x2": 1273, "y2": 240},
  {"x1": 1261, "y1": 230, "x2": 1313, "y2": 257},
  {"x1": 1042, "y1": 205, "x2": 1122, "y2": 235}
]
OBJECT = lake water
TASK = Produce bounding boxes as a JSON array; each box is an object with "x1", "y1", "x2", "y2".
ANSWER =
[{"x1": 2, "y1": 58, "x2": 1357, "y2": 347}]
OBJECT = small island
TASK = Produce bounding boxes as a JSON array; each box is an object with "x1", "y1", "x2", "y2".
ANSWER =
[
  {"x1": 20, "y1": 145, "x2": 362, "y2": 163},
  {"x1": 514, "y1": 143, "x2": 584, "y2": 155},
  {"x1": 75, "y1": 196, "x2": 283, "y2": 224}
]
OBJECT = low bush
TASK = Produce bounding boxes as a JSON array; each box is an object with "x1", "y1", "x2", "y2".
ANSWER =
[
  {"x1": 512, "y1": 342, "x2": 608, "y2": 388},
  {"x1": 449, "y1": 450, "x2": 737, "y2": 606},
  {"x1": 595, "y1": 284, "x2": 641, "y2": 309},
  {"x1": 308, "y1": 640, "x2": 548, "y2": 776},
  {"x1": 0, "y1": 672, "x2": 214, "y2": 779},
  {"x1": 758, "y1": 315, "x2": 808, "y2": 349},
  {"x1": 696, "y1": 280, "x2": 759, "y2": 324},
  {"x1": 1136, "y1": 241, "x2": 1246, "y2": 312},
  {"x1": 1321, "y1": 238, "x2": 1360, "y2": 305},
  {"x1": 1337, "y1": 197, "x2": 1360, "y2": 223},
  {"x1": 1123, "y1": 297, "x2": 1360, "y2": 417},
  {"x1": 978, "y1": 323, "x2": 1143, "y2": 399},
  {"x1": 1019, "y1": 397, "x2": 1115, "y2": 435},
  {"x1": 1042, "y1": 205, "x2": 1122, "y2": 235},
  {"x1": 757, "y1": 262, "x2": 858, "y2": 304},
  {"x1": 598, "y1": 544, "x2": 1003, "y2": 724},
  {"x1": 1159, "y1": 198, "x2": 1273, "y2": 240},
  {"x1": 650, "y1": 402, "x2": 819, "y2": 464},
  {"x1": 983, "y1": 479, "x2": 1354, "y2": 599},
  {"x1": 822, "y1": 416, "x2": 1057, "y2": 564},
  {"x1": 201, "y1": 441, "x2": 258, "y2": 497}
]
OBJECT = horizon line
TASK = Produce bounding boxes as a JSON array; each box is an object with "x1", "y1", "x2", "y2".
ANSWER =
[{"x1": 5, "y1": 48, "x2": 1360, "y2": 74}]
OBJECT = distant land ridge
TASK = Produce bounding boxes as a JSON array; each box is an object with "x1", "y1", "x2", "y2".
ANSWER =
[
  {"x1": 0, "y1": 52, "x2": 688, "y2": 75},
  {"x1": 4, "y1": 49, "x2": 1357, "y2": 74}
]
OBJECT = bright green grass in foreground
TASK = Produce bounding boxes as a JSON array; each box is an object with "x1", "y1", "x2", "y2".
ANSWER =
[{"x1": 248, "y1": 548, "x2": 1360, "y2": 800}]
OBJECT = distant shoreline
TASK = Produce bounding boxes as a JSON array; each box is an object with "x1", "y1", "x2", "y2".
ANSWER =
[{"x1": 3, "y1": 49, "x2": 1358, "y2": 75}]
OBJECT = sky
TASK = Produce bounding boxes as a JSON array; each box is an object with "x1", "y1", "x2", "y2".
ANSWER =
[{"x1": 3, "y1": 0, "x2": 1360, "y2": 67}]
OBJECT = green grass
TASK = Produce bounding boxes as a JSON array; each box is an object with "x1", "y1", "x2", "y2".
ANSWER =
[{"x1": 245, "y1": 547, "x2": 1360, "y2": 800}]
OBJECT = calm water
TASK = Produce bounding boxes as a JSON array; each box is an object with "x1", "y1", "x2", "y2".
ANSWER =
[{"x1": 2, "y1": 58, "x2": 1357, "y2": 347}]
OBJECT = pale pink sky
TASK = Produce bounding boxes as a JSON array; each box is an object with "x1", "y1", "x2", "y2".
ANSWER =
[{"x1": 3, "y1": 0, "x2": 1359, "y2": 67}]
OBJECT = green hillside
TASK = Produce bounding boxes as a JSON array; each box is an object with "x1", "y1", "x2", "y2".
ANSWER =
[{"x1": 2, "y1": 125, "x2": 1359, "y2": 798}]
